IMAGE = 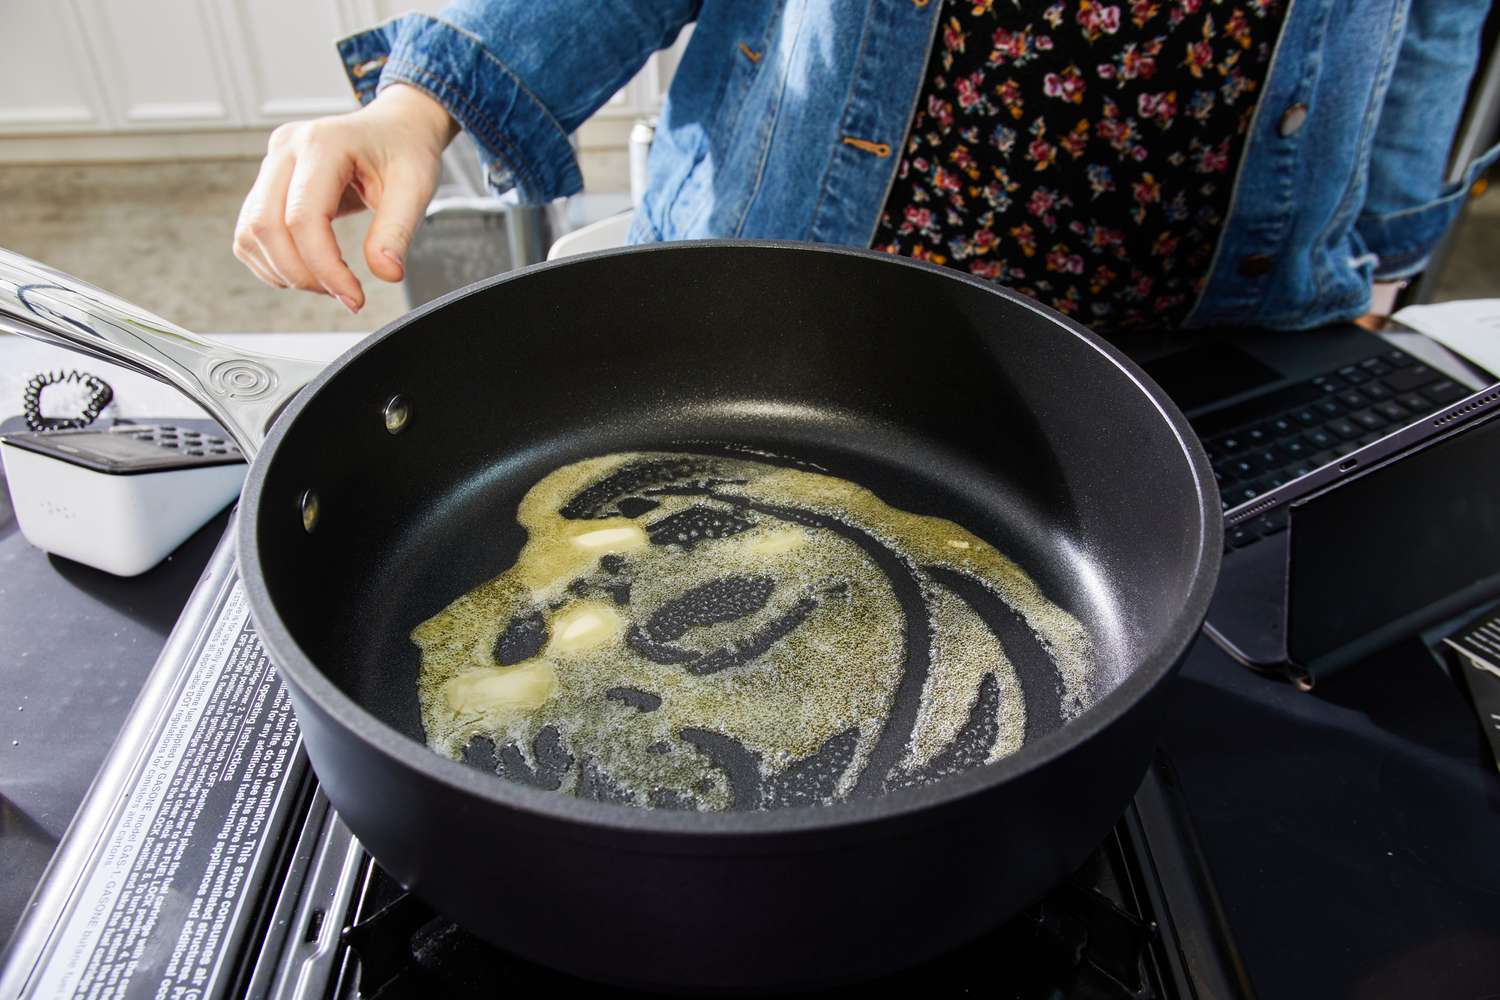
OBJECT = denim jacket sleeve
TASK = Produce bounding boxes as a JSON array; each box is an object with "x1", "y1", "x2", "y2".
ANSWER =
[
  {"x1": 336, "y1": 2, "x2": 697, "y2": 203},
  {"x1": 1355, "y1": 0, "x2": 1500, "y2": 279}
]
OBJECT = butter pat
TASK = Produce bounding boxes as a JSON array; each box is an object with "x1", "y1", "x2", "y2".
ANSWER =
[
  {"x1": 443, "y1": 662, "x2": 557, "y2": 721},
  {"x1": 572, "y1": 525, "x2": 647, "y2": 551},
  {"x1": 740, "y1": 528, "x2": 806, "y2": 556},
  {"x1": 548, "y1": 602, "x2": 624, "y2": 656}
]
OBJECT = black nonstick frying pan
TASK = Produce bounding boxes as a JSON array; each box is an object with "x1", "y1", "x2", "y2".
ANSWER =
[{"x1": 0, "y1": 242, "x2": 1220, "y2": 993}]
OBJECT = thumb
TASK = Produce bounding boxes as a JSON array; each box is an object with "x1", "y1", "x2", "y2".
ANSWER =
[{"x1": 364, "y1": 161, "x2": 436, "y2": 282}]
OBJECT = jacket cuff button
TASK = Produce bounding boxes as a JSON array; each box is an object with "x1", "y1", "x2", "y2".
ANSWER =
[
  {"x1": 1238, "y1": 253, "x2": 1275, "y2": 278},
  {"x1": 1278, "y1": 103, "x2": 1309, "y2": 137}
]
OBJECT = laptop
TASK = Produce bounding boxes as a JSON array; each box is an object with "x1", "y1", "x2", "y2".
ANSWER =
[{"x1": 1117, "y1": 322, "x2": 1500, "y2": 685}]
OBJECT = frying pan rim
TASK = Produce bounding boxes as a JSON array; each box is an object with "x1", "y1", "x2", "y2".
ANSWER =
[{"x1": 239, "y1": 239, "x2": 1222, "y2": 840}]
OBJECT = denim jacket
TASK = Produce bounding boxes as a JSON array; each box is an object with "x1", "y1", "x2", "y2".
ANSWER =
[{"x1": 338, "y1": 0, "x2": 1498, "y2": 330}]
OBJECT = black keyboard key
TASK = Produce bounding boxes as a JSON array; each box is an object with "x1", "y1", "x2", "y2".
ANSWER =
[
  {"x1": 1383, "y1": 364, "x2": 1437, "y2": 393},
  {"x1": 1315, "y1": 398, "x2": 1346, "y2": 418},
  {"x1": 1258, "y1": 507, "x2": 1289, "y2": 534},
  {"x1": 1374, "y1": 400, "x2": 1410, "y2": 422},
  {"x1": 1358, "y1": 358, "x2": 1392, "y2": 376},
  {"x1": 1192, "y1": 381, "x2": 1327, "y2": 438},
  {"x1": 1226, "y1": 455, "x2": 1261, "y2": 478},
  {"x1": 1277, "y1": 437, "x2": 1311, "y2": 461},
  {"x1": 1268, "y1": 415, "x2": 1297, "y2": 437},
  {"x1": 1423, "y1": 379, "x2": 1466, "y2": 404},
  {"x1": 1206, "y1": 434, "x2": 1242, "y2": 455},
  {"x1": 1337, "y1": 365, "x2": 1370, "y2": 384},
  {"x1": 1351, "y1": 409, "x2": 1388, "y2": 431},
  {"x1": 1336, "y1": 389, "x2": 1367, "y2": 409},
  {"x1": 1305, "y1": 427, "x2": 1336, "y2": 449},
  {"x1": 1384, "y1": 350, "x2": 1413, "y2": 367},
  {"x1": 1360, "y1": 381, "x2": 1393, "y2": 400},
  {"x1": 1212, "y1": 457, "x2": 1243, "y2": 483},
  {"x1": 1260, "y1": 472, "x2": 1288, "y2": 490},
  {"x1": 1207, "y1": 433, "x2": 1245, "y2": 455},
  {"x1": 1229, "y1": 484, "x2": 1263, "y2": 505},
  {"x1": 1310, "y1": 450, "x2": 1338, "y2": 467},
  {"x1": 1228, "y1": 524, "x2": 1259, "y2": 548},
  {"x1": 1288, "y1": 463, "x2": 1314, "y2": 478},
  {"x1": 1244, "y1": 424, "x2": 1273, "y2": 446},
  {"x1": 1292, "y1": 407, "x2": 1319, "y2": 425},
  {"x1": 1396, "y1": 392, "x2": 1432, "y2": 413},
  {"x1": 1313, "y1": 374, "x2": 1346, "y2": 392},
  {"x1": 1327, "y1": 417, "x2": 1361, "y2": 439}
]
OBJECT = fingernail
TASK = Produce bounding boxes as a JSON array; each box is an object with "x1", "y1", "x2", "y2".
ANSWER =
[
  {"x1": 337, "y1": 294, "x2": 360, "y2": 315},
  {"x1": 380, "y1": 248, "x2": 405, "y2": 277}
]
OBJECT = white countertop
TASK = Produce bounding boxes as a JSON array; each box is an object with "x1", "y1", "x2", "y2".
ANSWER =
[{"x1": 0, "y1": 332, "x2": 368, "y2": 423}]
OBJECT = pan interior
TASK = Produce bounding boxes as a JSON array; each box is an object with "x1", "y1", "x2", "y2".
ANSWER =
[
  {"x1": 297, "y1": 423, "x2": 1122, "y2": 811},
  {"x1": 403, "y1": 443, "x2": 1098, "y2": 811},
  {"x1": 251, "y1": 243, "x2": 1208, "y2": 814}
]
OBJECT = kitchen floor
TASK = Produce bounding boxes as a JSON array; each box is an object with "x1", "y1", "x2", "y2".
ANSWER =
[{"x1": 1, "y1": 159, "x2": 1498, "y2": 333}]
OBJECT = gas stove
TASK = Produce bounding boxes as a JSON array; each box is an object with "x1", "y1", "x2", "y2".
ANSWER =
[
  {"x1": 0, "y1": 516, "x2": 1247, "y2": 999},
  {"x1": 328, "y1": 815, "x2": 1201, "y2": 999}
]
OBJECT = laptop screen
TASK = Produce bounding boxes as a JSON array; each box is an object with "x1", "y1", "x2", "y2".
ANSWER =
[{"x1": 1288, "y1": 411, "x2": 1500, "y2": 671}]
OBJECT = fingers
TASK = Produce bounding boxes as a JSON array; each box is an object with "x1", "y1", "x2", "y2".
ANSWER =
[
  {"x1": 233, "y1": 156, "x2": 281, "y2": 287},
  {"x1": 363, "y1": 161, "x2": 437, "y2": 282},
  {"x1": 239, "y1": 250, "x2": 286, "y2": 289},
  {"x1": 235, "y1": 151, "x2": 319, "y2": 292},
  {"x1": 232, "y1": 199, "x2": 285, "y2": 288},
  {"x1": 284, "y1": 144, "x2": 365, "y2": 312},
  {"x1": 231, "y1": 123, "x2": 364, "y2": 311},
  {"x1": 231, "y1": 108, "x2": 446, "y2": 305}
]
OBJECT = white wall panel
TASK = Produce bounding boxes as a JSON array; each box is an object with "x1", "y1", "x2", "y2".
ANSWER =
[
  {"x1": 74, "y1": 0, "x2": 239, "y2": 129},
  {"x1": 222, "y1": 0, "x2": 358, "y2": 122},
  {"x1": 0, "y1": 0, "x2": 109, "y2": 133},
  {"x1": 370, "y1": 1, "x2": 449, "y2": 20},
  {"x1": 0, "y1": 0, "x2": 692, "y2": 171}
]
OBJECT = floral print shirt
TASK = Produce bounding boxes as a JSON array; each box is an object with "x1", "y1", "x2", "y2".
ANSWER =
[{"x1": 872, "y1": 0, "x2": 1288, "y2": 332}]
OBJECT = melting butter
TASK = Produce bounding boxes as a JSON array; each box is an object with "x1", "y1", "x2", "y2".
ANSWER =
[
  {"x1": 737, "y1": 527, "x2": 807, "y2": 557},
  {"x1": 443, "y1": 661, "x2": 557, "y2": 721},
  {"x1": 413, "y1": 451, "x2": 1093, "y2": 811},
  {"x1": 572, "y1": 525, "x2": 648, "y2": 551},
  {"x1": 547, "y1": 602, "x2": 624, "y2": 656}
]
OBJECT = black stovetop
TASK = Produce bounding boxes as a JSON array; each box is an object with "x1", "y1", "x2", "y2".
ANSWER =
[
  {"x1": 8, "y1": 486, "x2": 1500, "y2": 998},
  {"x1": 332, "y1": 819, "x2": 1183, "y2": 999}
]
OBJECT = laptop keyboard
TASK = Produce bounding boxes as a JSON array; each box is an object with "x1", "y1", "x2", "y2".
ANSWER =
[{"x1": 1200, "y1": 347, "x2": 1467, "y2": 550}]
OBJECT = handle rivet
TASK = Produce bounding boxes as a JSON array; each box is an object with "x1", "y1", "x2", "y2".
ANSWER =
[
  {"x1": 383, "y1": 395, "x2": 412, "y2": 435},
  {"x1": 299, "y1": 490, "x2": 320, "y2": 534}
]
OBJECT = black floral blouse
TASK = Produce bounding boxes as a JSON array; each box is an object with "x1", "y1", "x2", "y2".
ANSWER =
[{"x1": 873, "y1": 0, "x2": 1288, "y2": 332}]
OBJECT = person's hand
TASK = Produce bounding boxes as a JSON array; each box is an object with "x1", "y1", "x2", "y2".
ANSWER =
[{"x1": 233, "y1": 83, "x2": 458, "y2": 313}]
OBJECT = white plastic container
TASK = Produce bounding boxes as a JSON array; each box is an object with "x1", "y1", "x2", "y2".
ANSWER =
[{"x1": 1, "y1": 422, "x2": 245, "y2": 576}]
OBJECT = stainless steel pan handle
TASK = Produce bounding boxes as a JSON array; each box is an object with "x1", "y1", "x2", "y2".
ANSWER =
[{"x1": 0, "y1": 246, "x2": 327, "y2": 457}]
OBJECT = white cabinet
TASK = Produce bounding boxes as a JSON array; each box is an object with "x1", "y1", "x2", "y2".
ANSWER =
[
  {"x1": 78, "y1": 0, "x2": 240, "y2": 128},
  {"x1": 0, "y1": 0, "x2": 681, "y2": 172},
  {"x1": 0, "y1": 1, "x2": 109, "y2": 133},
  {"x1": 220, "y1": 0, "x2": 362, "y2": 123}
]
